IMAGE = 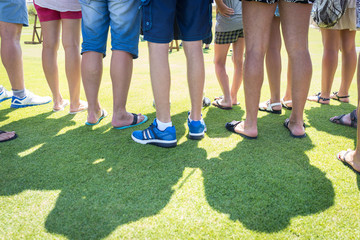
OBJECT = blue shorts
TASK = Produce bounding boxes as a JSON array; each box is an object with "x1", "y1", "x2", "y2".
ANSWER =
[
  {"x1": 80, "y1": 0, "x2": 141, "y2": 59},
  {"x1": 0, "y1": 0, "x2": 28, "y2": 26},
  {"x1": 141, "y1": 0, "x2": 213, "y2": 43}
]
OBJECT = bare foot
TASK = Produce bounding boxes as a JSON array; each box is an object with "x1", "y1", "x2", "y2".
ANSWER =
[
  {"x1": 225, "y1": 120, "x2": 258, "y2": 139},
  {"x1": 214, "y1": 95, "x2": 239, "y2": 106},
  {"x1": 112, "y1": 112, "x2": 147, "y2": 128},
  {"x1": 87, "y1": 108, "x2": 103, "y2": 124},
  {"x1": 307, "y1": 93, "x2": 330, "y2": 104},
  {"x1": 330, "y1": 92, "x2": 350, "y2": 103},
  {"x1": 337, "y1": 150, "x2": 360, "y2": 174},
  {"x1": 0, "y1": 130, "x2": 17, "y2": 142},
  {"x1": 69, "y1": 100, "x2": 88, "y2": 114},
  {"x1": 284, "y1": 118, "x2": 306, "y2": 138},
  {"x1": 281, "y1": 98, "x2": 292, "y2": 109},
  {"x1": 212, "y1": 98, "x2": 232, "y2": 109},
  {"x1": 53, "y1": 99, "x2": 69, "y2": 112}
]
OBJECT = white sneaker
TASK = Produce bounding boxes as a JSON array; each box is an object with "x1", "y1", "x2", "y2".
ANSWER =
[
  {"x1": 0, "y1": 87, "x2": 13, "y2": 103},
  {"x1": 11, "y1": 90, "x2": 52, "y2": 108}
]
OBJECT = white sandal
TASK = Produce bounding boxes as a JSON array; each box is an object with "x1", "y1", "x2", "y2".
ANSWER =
[
  {"x1": 281, "y1": 98, "x2": 292, "y2": 110},
  {"x1": 259, "y1": 100, "x2": 282, "y2": 114}
]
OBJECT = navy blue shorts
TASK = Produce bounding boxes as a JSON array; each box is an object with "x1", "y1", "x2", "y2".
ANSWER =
[{"x1": 141, "y1": 0, "x2": 213, "y2": 43}]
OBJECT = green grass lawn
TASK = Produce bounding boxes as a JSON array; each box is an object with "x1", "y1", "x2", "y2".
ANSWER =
[{"x1": 0, "y1": 23, "x2": 360, "y2": 239}]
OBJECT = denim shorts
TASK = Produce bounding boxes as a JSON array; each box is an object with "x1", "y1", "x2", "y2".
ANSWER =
[
  {"x1": 0, "y1": 0, "x2": 28, "y2": 26},
  {"x1": 141, "y1": 0, "x2": 213, "y2": 43},
  {"x1": 80, "y1": 0, "x2": 141, "y2": 58}
]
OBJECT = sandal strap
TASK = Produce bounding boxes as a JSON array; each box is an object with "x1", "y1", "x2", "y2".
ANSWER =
[
  {"x1": 265, "y1": 100, "x2": 281, "y2": 111},
  {"x1": 281, "y1": 98, "x2": 292, "y2": 105},
  {"x1": 350, "y1": 109, "x2": 357, "y2": 127},
  {"x1": 131, "y1": 113, "x2": 138, "y2": 125},
  {"x1": 333, "y1": 91, "x2": 350, "y2": 99},
  {"x1": 316, "y1": 92, "x2": 330, "y2": 102}
]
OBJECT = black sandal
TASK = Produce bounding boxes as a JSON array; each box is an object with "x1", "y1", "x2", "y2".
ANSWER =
[
  {"x1": 331, "y1": 91, "x2": 350, "y2": 102},
  {"x1": 309, "y1": 92, "x2": 330, "y2": 104},
  {"x1": 329, "y1": 109, "x2": 357, "y2": 128}
]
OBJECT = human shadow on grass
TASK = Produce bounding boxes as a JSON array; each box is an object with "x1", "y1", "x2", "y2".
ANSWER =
[
  {"x1": 0, "y1": 111, "x2": 204, "y2": 239},
  {"x1": 305, "y1": 103, "x2": 357, "y2": 139},
  {"x1": 0, "y1": 110, "x2": 335, "y2": 238},
  {"x1": 198, "y1": 112, "x2": 335, "y2": 233}
]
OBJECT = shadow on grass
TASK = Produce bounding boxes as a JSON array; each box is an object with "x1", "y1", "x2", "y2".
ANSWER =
[
  {"x1": 201, "y1": 111, "x2": 335, "y2": 233},
  {"x1": 0, "y1": 109, "x2": 335, "y2": 238},
  {"x1": 305, "y1": 103, "x2": 357, "y2": 139}
]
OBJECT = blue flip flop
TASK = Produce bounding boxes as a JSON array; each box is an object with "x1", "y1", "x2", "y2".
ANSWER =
[
  {"x1": 85, "y1": 109, "x2": 108, "y2": 126},
  {"x1": 113, "y1": 113, "x2": 148, "y2": 130}
]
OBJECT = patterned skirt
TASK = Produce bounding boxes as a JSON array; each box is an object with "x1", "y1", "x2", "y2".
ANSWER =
[{"x1": 215, "y1": 29, "x2": 244, "y2": 44}]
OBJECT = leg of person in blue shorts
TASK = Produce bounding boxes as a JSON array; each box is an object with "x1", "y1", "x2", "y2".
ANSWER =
[
  {"x1": 132, "y1": 0, "x2": 212, "y2": 148},
  {"x1": 0, "y1": 0, "x2": 52, "y2": 108},
  {"x1": 80, "y1": 0, "x2": 147, "y2": 128}
]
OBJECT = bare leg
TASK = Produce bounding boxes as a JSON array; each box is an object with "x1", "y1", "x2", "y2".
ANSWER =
[
  {"x1": 148, "y1": 42, "x2": 171, "y2": 123},
  {"x1": 40, "y1": 20, "x2": 64, "y2": 110},
  {"x1": 183, "y1": 40, "x2": 204, "y2": 121},
  {"x1": 213, "y1": 42, "x2": 232, "y2": 108},
  {"x1": 0, "y1": 22, "x2": 25, "y2": 90},
  {"x1": 234, "y1": 1, "x2": 276, "y2": 138},
  {"x1": 263, "y1": 16, "x2": 282, "y2": 111},
  {"x1": 335, "y1": 29, "x2": 356, "y2": 101},
  {"x1": 81, "y1": 51, "x2": 103, "y2": 124},
  {"x1": 280, "y1": 1, "x2": 312, "y2": 136},
  {"x1": 111, "y1": 50, "x2": 146, "y2": 128},
  {"x1": 231, "y1": 37, "x2": 245, "y2": 105},
  {"x1": 62, "y1": 19, "x2": 87, "y2": 112},
  {"x1": 308, "y1": 29, "x2": 339, "y2": 104},
  {"x1": 283, "y1": 60, "x2": 292, "y2": 107}
]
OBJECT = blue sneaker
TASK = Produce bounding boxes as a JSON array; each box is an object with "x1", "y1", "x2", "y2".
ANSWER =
[
  {"x1": 187, "y1": 115, "x2": 206, "y2": 140},
  {"x1": 131, "y1": 119, "x2": 177, "y2": 148}
]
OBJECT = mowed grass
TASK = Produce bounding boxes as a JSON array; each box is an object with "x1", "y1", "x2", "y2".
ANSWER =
[{"x1": 0, "y1": 21, "x2": 359, "y2": 239}]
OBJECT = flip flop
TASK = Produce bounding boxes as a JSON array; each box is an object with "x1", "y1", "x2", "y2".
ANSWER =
[
  {"x1": 225, "y1": 120, "x2": 257, "y2": 139},
  {"x1": 283, "y1": 118, "x2": 306, "y2": 138},
  {"x1": 336, "y1": 149, "x2": 360, "y2": 175},
  {"x1": 212, "y1": 100, "x2": 233, "y2": 110},
  {"x1": 85, "y1": 109, "x2": 108, "y2": 126},
  {"x1": 69, "y1": 101, "x2": 88, "y2": 114},
  {"x1": 113, "y1": 114, "x2": 148, "y2": 130},
  {"x1": 214, "y1": 96, "x2": 239, "y2": 105},
  {"x1": 53, "y1": 99, "x2": 69, "y2": 112},
  {"x1": 0, "y1": 130, "x2": 18, "y2": 143}
]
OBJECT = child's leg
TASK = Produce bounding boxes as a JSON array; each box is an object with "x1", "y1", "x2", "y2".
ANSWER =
[
  {"x1": 231, "y1": 36, "x2": 245, "y2": 105},
  {"x1": 265, "y1": 16, "x2": 281, "y2": 106},
  {"x1": 183, "y1": 40, "x2": 205, "y2": 121},
  {"x1": 177, "y1": 0, "x2": 212, "y2": 121},
  {"x1": 148, "y1": 42, "x2": 171, "y2": 123},
  {"x1": 280, "y1": 1, "x2": 312, "y2": 137},
  {"x1": 61, "y1": 18, "x2": 85, "y2": 112},
  {"x1": 337, "y1": 29, "x2": 356, "y2": 101},
  {"x1": 214, "y1": 42, "x2": 232, "y2": 107},
  {"x1": 39, "y1": 20, "x2": 63, "y2": 108}
]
